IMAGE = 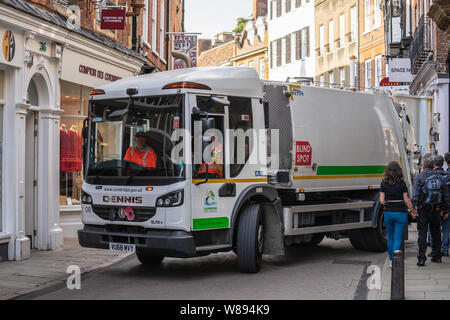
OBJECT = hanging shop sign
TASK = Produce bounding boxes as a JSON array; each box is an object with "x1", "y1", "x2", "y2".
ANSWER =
[
  {"x1": 173, "y1": 35, "x2": 198, "y2": 69},
  {"x1": 100, "y1": 9, "x2": 126, "y2": 30},
  {"x1": 2, "y1": 30, "x2": 15, "y2": 62},
  {"x1": 388, "y1": 58, "x2": 414, "y2": 83}
]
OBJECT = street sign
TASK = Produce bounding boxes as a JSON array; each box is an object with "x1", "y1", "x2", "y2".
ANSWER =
[{"x1": 100, "y1": 9, "x2": 126, "y2": 30}]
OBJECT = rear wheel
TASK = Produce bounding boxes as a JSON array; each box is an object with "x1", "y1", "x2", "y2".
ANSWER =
[
  {"x1": 236, "y1": 204, "x2": 264, "y2": 273},
  {"x1": 349, "y1": 209, "x2": 387, "y2": 252},
  {"x1": 136, "y1": 249, "x2": 165, "y2": 266}
]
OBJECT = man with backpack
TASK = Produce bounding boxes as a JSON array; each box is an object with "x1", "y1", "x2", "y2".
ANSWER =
[
  {"x1": 412, "y1": 157, "x2": 449, "y2": 266},
  {"x1": 441, "y1": 153, "x2": 450, "y2": 256}
]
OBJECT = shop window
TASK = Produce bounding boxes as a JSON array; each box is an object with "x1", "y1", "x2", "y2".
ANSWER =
[{"x1": 60, "y1": 80, "x2": 92, "y2": 206}]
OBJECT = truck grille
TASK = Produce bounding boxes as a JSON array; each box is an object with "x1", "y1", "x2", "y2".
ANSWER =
[{"x1": 92, "y1": 205, "x2": 156, "y2": 223}]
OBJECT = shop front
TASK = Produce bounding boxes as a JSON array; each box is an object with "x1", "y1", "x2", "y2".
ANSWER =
[{"x1": 58, "y1": 42, "x2": 144, "y2": 239}]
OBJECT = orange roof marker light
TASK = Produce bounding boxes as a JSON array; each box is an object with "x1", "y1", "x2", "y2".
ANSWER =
[
  {"x1": 162, "y1": 82, "x2": 212, "y2": 91},
  {"x1": 90, "y1": 89, "x2": 105, "y2": 96}
]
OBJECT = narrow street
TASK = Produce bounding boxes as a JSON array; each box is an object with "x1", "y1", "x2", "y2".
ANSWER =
[{"x1": 29, "y1": 238, "x2": 386, "y2": 300}]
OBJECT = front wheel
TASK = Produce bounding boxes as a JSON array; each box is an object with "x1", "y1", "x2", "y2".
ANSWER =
[
  {"x1": 136, "y1": 249, "x2": 165, "y2": 266},
  {"x1": 236, "y1": 204, "x2": 264, "y2": 273}
]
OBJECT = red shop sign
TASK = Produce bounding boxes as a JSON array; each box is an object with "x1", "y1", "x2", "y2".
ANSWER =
[{"x1": 101, "y1": 9, "x2": 126, "y2": 30}]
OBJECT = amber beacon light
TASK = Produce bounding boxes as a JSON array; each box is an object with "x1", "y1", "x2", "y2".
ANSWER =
[
  {"x1": 90, "y1": 89, "x2": 105, "y2": 96},
  {"x1": 162, "y1": 82, "x2": 212, "y2": 90}
]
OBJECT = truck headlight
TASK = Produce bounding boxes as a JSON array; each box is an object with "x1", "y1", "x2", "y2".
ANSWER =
[
  {"x1": 156, "y1": 190, "x2": 184, "y2": 207},
  {"x1": 81, "y1": 191, "x2": 93, "y2": 204}
]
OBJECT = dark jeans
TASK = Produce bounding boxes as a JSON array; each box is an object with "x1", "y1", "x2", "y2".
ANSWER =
[{"x1": 417, "y1": 206, "x2": 442, "y2": 260}]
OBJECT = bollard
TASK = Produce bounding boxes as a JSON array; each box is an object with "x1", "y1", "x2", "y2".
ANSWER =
[{"x1": 391, "y1": 250, "x2": 405, "y2": 300}]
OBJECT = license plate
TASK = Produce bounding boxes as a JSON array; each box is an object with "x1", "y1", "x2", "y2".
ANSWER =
[{"x1": 109, "y1": 243, "x2": 136, "y2": 253}]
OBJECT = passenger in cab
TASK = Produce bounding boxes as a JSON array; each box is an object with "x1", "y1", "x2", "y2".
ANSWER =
[{"x1": 124, "y1": 131, "x2": 157, "y2": 169}]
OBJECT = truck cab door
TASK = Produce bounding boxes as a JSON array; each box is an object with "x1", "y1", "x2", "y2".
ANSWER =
[{"x1": 190, "y1": 94, "x2": 231, "y2": 232}]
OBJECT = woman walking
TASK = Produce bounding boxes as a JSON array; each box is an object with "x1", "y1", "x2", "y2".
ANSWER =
[{"x1": 380, "y1": 161, "x2": 418, "y2": 267}]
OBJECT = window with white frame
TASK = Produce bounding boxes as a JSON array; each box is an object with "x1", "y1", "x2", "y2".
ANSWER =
[
  {"x1": 259, "y1": 58, "x2": 265, "y2": 79},
  {"x1": 281, "y1": 37, "x2": 286, "y2": 65},
  {"x1": 292, "y1": 32, "x2": 297, "y2": 62},
  {"x1": 350, "y1": 6, "x2": 356, "y2": 41},
  {"x1": 364, "y1": 0, "x2": 371, "y2": 32},
  {"x1": 152, "y1": 0, "x2": 157, "y2": 51},
  {"x1": 365, "y1": 59, "x2": 372, "y2": 90},
  {"x1": 340, "y1": 67, "x2": 345, "y2": 87},
  {"x1": 320, "y1": 75, "x2": 325, "y2": 87},
  {"x1": 160, "y1": 1, "x2": 165, "y2": 59},
  {"x1": 375, "y1": 55, "x2": 382, "y2": 86},
  {"x1": 339, "y1": 13, "x2": 345, "y2": 48},
  {"x1": 319, "y1": 25, "x2": 324, "y2": 55},
  {"x1": 276, "y1": 38, "x2": 281, "y2": 67},
  {"x1": 301, "y1": 27, "x2": 309, "y2": 58},
  {"x1": 329, "y1": 20, "x2": 334, "y2": 51},
  {"x1": 374, "y1": 0, "x2": 382, "y2": 28},
  {"x1": 329, "y1": 71, "x2": 334, "y2": 87},
  {"x1": 143, "y1": 0, "x2": 149, "y2": 43}
]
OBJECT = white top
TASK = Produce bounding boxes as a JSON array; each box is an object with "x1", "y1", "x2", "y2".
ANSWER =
[{"x1": 93, "y1": 66, "x2": 264, "y2": 100}]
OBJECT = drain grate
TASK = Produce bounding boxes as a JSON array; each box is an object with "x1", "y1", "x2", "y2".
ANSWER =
[{"x1": 333, "y1": 259, "x2": 371, "y2": 266}]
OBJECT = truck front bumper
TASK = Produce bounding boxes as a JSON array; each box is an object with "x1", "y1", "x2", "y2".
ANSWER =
[{"x1": 78, "y1": 225, "x2": 197, "y2": 258}]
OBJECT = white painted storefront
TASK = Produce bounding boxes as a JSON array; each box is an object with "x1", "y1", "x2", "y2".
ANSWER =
[
  {"x1": 0, "y1": 1, "x2": 144, "y2": 261},
  {"x1": 268, "y1": 0, "x2": 315, "y2": 81}
]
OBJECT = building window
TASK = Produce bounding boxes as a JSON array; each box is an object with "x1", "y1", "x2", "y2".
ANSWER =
[
  {"x1": 329, "y1": 71, "x2": 334, "y2": 87},
  {"x1": 143, "y1": 0, "x2": 149, "y2": 43},
  {"x1": 375, "y1": 55, "x2": 382, "y2": 86},
  {"x1": 285, "y1": 0, "x2": 291, "y2": 13},
  {"x1": 328, "y1": 19, "x2": 334, "y2": 51},
  {"x1": 365, "y1": 59, "x2": 372, "y2": 90},
  {"x1": 296, "y1": 0, "x2": 301, "y2": 7},
  {"x1": 270, "y1": 0, "x2": 274, "y2": 19},
  {"x1": 276, "y1": 38, "x2": 282, "y2": 67},
  {"x1": 281, "y1": 37, "x2": 286, "y2": 65},
  {"x1": 340, "y1": 67, "x2": 345, "y2": 87},
  {"x1": 160, "y1": 1, "x2": 165, "y2": 58},
  {"x1": 350, "y1": 6, "x2": 356, "y2": 41},
  {"x1": 339, "y1": 13, "x2": 345, "y2": 48},
  {"x1": 364, "y1": 0, "x2": 371, "y2": 32},
  {"x1": 249, "y1": 60, "x2": 255, "y2": 69},
  {"x1": 319, "y1": 24, "x2": 324, "y2": 56},
  {"x1": 270, "y1": 42, "x2": 274, "y2": 69},
  {"x1": 277, "y1": 0, "x2": 282, "y2": 17},
  {"x1": 301, "y1": 27, "x2": 309, "y2": 58},
  {"x1": 292, "y1": 32, "x2": 297, "y2": 62},
  {"x1": 60, "y1": 80, "x2": 92, "y2": 207},
  {"x1": 259, "y1": 58, "x2": 266, "y2": 79},
  {"x1": 152, "y1": 0, "x2": 157, "y2": 51},
  {"x1": 286, "y1": 34, "x2": 292, "y2": 64},
  {"x1": 374, "y1": 0, "x2": 382, "y2": 28},
  {"x1": 320, "y1": 75, "x2": 324, "y2": 87}
]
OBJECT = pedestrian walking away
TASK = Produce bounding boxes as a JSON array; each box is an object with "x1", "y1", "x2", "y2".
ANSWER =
[
  {"x1": 380, "y1": 161, "x2": 418, "y2": 268},
  {"x1": 440, "y1": 153, "x2": 450, "y2": 256},
  {"x1": 412, "y1": 157, "x2": 449, "y2": 266}
]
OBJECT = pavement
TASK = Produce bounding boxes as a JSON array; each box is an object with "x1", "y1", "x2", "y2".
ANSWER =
[
  {"x1": 379, "y1": 224, "x2": 450, "y2": 300},
  {"x1": 0, "y1": 238, "x2": 131, "y2": 300}
]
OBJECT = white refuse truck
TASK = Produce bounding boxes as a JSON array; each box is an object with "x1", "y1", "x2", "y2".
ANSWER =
[{"x1": 78, "y1": 67, "x2": 422, "y2": 273}]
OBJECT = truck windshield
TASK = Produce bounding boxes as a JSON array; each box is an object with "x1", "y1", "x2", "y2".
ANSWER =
[{"x1": 85, "y1": 94, "x2": 185, "y2": 185}]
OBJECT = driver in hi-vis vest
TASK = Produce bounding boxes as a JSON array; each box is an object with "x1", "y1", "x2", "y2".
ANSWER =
[
  {"x1": 124, "y1": 131, "x2": 157, "y2": 169},
  {"x1": 197, "y1": 136, "x2": 223, "y2": 179}
]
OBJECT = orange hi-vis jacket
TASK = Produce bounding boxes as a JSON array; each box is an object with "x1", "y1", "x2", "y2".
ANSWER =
[
  {"x1": 197, "y1": 145, "x2": 223, "y2": 178},
  {"x1": 124, "y1": 146, "x2": 157, "y2": 169}
]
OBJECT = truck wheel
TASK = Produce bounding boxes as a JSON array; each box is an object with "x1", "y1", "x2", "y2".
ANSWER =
[
  {"x1": 360, "y1": 211, "x2": 387, "y2": 252},
  {"x1": 136, "y1": 249, "x2": 165, "y2": 266},
  {"x1": 236, "y1": 203, "x2": 264, "y2": 273},
  {"x1": 348, "y1": 229, "x2": 368, "y2": 250}
]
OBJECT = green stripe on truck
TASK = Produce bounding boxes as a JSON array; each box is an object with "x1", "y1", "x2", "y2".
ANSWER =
[
  {"x1": 317, "y1": 166, "x2": 386, "y2": 176},
  {"x1": 193, "y1": 217, "x2": 230, "y2": 230}
]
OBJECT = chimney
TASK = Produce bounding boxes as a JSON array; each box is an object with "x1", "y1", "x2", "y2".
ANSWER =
[{"x1": 253, "y1": 0, "x2": 268, "y2": 19}]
